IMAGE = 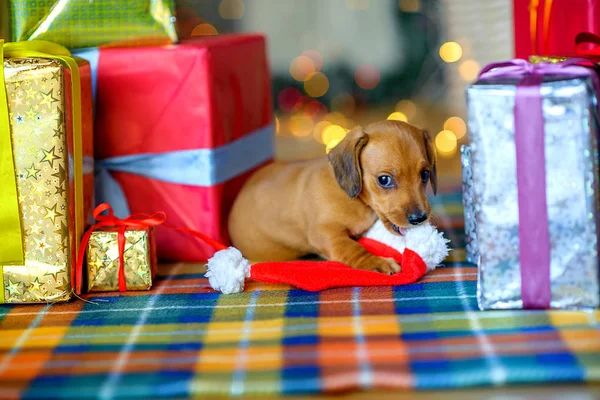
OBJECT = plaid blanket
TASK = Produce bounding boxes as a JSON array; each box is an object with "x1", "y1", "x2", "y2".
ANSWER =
[{"x1": 1, "y1": 190, "x2": 599, "y2": 399}]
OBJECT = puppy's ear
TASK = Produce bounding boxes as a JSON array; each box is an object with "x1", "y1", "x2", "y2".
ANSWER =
[
  {"x1": 328, "y1": 126, "x2": 369, "y2": 198},
  {"x1": 423, "y1": 130, "x2": 438, "y2": 195}
]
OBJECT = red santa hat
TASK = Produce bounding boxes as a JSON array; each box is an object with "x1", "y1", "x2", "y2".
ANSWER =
[{"x1": 204, "y1": 220, "x2": 450, "y2": 294}]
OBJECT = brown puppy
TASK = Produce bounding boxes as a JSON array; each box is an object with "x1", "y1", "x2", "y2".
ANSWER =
[{"x1": 228, "y1": 120, "x2": 437, "y2": 274}]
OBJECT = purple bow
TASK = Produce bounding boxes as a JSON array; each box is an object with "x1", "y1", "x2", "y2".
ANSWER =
[{"x1": 477, "y1": 58, "x2": 600, "y2": 309}]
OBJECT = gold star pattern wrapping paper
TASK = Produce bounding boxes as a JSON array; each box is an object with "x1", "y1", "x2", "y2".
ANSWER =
[
  {"x1": 2, "y1": 57, "x2": 86, "y2": 303},
  {"x1": 1, "y1": 0, "x2": 177, "y2": 49},
  {"x1": 86, "y1": 228, "x2": 157, "y2": 292}
]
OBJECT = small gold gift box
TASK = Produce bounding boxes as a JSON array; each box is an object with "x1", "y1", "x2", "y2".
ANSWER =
[
  {"x1": 86, "y1": 228, "x2": 158, "y2": 292},
  {"x1": 76, "y1": 204, "x2": 164, "y2": 294}
]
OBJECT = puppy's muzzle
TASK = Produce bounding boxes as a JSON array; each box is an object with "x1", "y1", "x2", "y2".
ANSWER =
[{"x1": 408, "y1": 212, "x2": 428, "y2": 226}]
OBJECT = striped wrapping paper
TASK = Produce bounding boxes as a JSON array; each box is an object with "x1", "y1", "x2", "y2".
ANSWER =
[{"x1": 0, "y1": 190, "x2": 599, "y2": 399}]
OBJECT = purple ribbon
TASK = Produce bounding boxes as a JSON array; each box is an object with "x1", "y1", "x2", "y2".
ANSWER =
[{"x1": 478, "y1": 58, "x2": 600, "y2": 309}]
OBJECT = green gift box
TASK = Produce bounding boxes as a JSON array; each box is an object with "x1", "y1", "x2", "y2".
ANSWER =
[{"x1": 1, "y1": 0, "x2": 178, "y2": 49}]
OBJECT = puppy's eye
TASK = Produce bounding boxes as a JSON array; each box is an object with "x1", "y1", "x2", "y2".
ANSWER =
[
  {"x1": 377, "y1": 175, "x2": 394, "y2": 188},
  {"x1": 421, "y1": 170, "x2": 430, "y2": 183}
]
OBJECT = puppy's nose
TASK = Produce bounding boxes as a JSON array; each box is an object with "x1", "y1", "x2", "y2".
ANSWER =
[{"x1": 408, "y1": 212, "x2": 428, "y2": 226}]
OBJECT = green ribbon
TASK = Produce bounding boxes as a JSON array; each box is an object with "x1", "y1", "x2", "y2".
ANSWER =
[{"x1": 0, "y1": 40, "x2": 25, "y2": 303}]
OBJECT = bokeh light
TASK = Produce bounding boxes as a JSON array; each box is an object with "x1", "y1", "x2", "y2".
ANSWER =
[
  {"x1": 435, "y1": 130, "x2": 458, "y2": 154},
  {"x1": 313, "y1": 120, "x2": 331, "y2": 143},
  {"x1": 288, "y1": 114, "x2": 314, "y2": 137},
  {"x1": 218, "y1": 0, "x2": 245, "y2": 19},
  {"x1": 439, "y1": 42, "x2": 462, "y2": 63},
  {"x1": 191, "y1": 23, "x2": 218, "y2": 36},
  {"x1": 277, "y1": 87, "x2": 302, "y2": 112},
  {"x1": 459, "y1": 59, "x2": 480, "y2": 81},
  {"x1": 325, "y1": 112, "x2": 348, "y2": 127},
  {"x1": 175, "y1": 6, "x2": 197, "y2": 20},
  {"x1": 332, "y1": 93, "x2": 356, "y2": 116},
  {"x1": 304, "y1": 100, "x2": 328, "y2": 117},
  {"x1": 443, "y1": 116, "x2": 467, "y2": 139},
  {"x1": 290, "y1": 56, "x2": 316, "y2": 82},
  {"x1": 355, "y1": 65, "x2": 381, "y2": 90},
  {"x1": 345, "y1": 0, "x2": 369, "y2": 10},
  {"x1": 399, "y1": 0, "x2": 420, "y2": 12},
  {"x1": 326, "y1": 139, "x2": 344, "y2": 154},
  {"x1": 301, "y1": 50, "x2": 323, "y2": 71},
  {"x1": 387, "y1": 111, "x2": 408, "y2": 122},
  {"x1": 176, "y1": 7, "x2": 202, "y2": 37},
  {"x1": 344, "y1": 118, "x2": 357, "y2": 130},
  {"x1": 322, "y1": 124, "x2": 347, "y2": 147},
  {"x1": 395, "y1": 100, "x2": 417, "y2": 119},
  {"x1": 304, "y1": 72, "x2": 329, "y2": 97},
  {"x1": 291, "y1": 95, "x2": 309, "y2": 113}
]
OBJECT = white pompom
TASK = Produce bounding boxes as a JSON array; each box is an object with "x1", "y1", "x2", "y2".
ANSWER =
[
  {"x1": 404, "y1": 224, "x2": 450, "y2": 271},
  {"x1": 204, "y1": 247, "x2": 251, "y2": 294},
  {"x1": 363, "y1": 220, "x2": 450, "y2": 272}
]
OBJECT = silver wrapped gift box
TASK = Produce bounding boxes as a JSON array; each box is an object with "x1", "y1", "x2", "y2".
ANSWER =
[
  {"x1": 461, "y1": 145, "x2": 479, "y2": 264},
  {"x1": 466, "y1": 60, "x2": 600, "y2": 310}
]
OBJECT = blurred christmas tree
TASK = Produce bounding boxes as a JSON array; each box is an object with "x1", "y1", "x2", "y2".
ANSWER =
[
  {"x1": 273, "y1": 0, "x2": 443, "y2": 109},
  {"x1": 177, "y1": 0, "x2": 443, "y2": 111}
]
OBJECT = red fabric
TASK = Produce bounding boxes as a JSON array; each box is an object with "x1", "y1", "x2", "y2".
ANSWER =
[
  {"x1": 149, "y1": 214, "x2": 429, "y2": 291},
  {"x1": 514, "y1": 0, "x2": 600, "y2": 58},
  {"x1": 357, "y1": 237, "x2": 404, "y2": 260},
  {"x1": 93, "y1": 35, "x2": 272, "y2": 261},
  {"x1": 250, "y1": 249, "x2": 427, "y2": 292}
]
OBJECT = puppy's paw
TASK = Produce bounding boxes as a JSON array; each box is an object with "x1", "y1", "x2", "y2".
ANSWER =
[
  {"x1": 359, "y1": 257, "x2": 401, "y2": 276},
  {"x1": 378, "y1": 257, "x2": 402, "y2": 275}
]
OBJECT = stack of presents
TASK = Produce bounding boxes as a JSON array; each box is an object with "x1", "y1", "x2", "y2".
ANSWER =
[
  {"x1": 1, "y1": 0, "x2": 600, "y2": 312},
  {"x1": 0, "y1": 0, "x2": 273, "y2": 303}
]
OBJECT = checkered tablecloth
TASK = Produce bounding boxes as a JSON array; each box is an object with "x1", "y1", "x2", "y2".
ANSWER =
[{"x1": 1, "y1": 191, "x2": 599, "y2": 399}]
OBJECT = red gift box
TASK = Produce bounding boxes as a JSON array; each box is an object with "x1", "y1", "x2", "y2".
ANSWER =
[
  {"x1": 76, "y1": 35, "x2": 273, "y2": 261},
  {"x1": 514, "y1": 0, "x2": 600, "y2": 58}
]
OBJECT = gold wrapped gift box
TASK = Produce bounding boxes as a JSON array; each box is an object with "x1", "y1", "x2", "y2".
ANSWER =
[
  {"x1": 1, "y1": 42, "x2": 92, "y2": 303},
  {"x1": 86, "y1": 228, "x2": 157, "y2": 292}
]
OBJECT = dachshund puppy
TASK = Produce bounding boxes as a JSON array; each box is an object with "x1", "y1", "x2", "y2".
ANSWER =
[{"x1": 228, "y1": 120, "x2": 437, "y2": 274}]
